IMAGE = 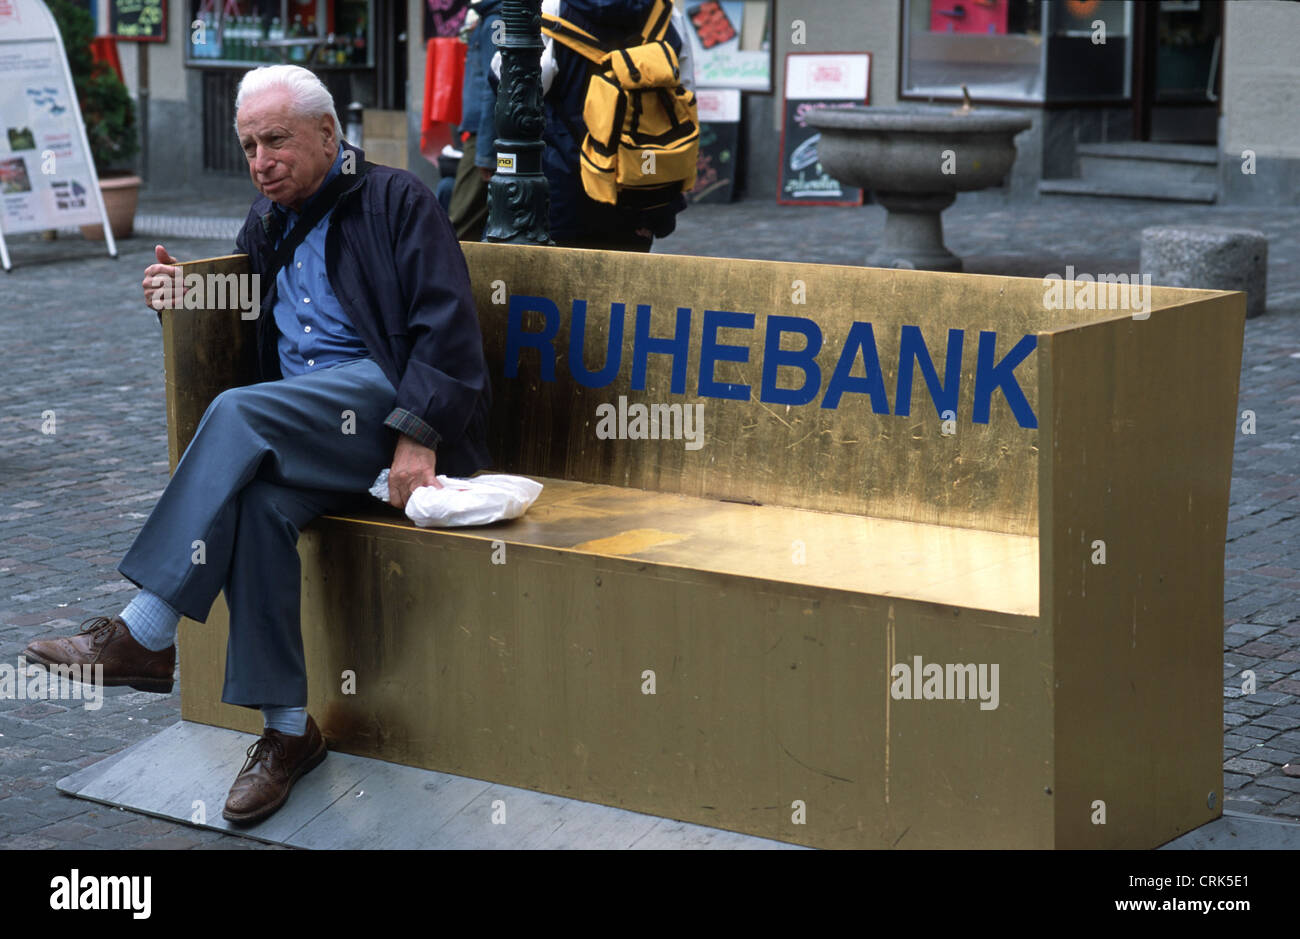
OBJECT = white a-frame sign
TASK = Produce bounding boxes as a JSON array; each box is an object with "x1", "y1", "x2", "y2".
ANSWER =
[{"x1": 0, "y1": 0, "x2": 117, "y2": 271}]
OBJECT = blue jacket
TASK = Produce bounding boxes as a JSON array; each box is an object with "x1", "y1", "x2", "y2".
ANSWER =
[
  {"x1": 543, "y1": 0, "x2": 686, "y2": 242},
  {"x1": 234, "y1": 142, "x2": 492, "y2": 478},
  {"x1": 459, "y1": 0, "x2": 503, "y2": 168}
]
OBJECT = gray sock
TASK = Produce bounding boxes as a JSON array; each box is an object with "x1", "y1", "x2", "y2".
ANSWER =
[
  {"x1": 261, "y1": 705, "x2": 308, "y2": 736},
  {"x1": 119, "y1": 590, "x2": 181, "y2": 652}
]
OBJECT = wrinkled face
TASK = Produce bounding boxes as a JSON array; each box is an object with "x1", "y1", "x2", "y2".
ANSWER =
[{"x1": 236, "y1": 87, "x2": 336, "y2": 212}]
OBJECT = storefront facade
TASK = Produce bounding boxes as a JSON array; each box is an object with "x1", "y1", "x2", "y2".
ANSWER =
[
  {"x1": 102, "y1": 0, "x2": 423, "y2": 190},
  {"x1": 101, "y1": 0, "x2": 1297, "y2": 205},
  {"x1": 771, "y1": 0, "x2": 1299, "y2": 205}
]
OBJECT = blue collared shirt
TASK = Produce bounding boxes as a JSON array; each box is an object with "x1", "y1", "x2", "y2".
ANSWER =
[{"x1": 271, "y1": 146, "x2": 369, "y2": 376}]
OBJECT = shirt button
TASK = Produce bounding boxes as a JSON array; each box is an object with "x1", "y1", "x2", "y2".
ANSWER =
[
  {"x1": 296, "y1": 261, "x2": 303, "y2": 269},
  {"x1": 303, "y1": 297, "x2": 311, "y2": 304},
  {"x1": 304, "y1": 325, "x2": 312, "y2": 332},
  {"x1": 307, "y1": 359, "x2": 315, "y2": 366}
]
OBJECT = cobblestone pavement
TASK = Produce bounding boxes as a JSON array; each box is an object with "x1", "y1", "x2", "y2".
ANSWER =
[{"x1": 1, "y1": 187, "x2": 1297, "y2": 849}]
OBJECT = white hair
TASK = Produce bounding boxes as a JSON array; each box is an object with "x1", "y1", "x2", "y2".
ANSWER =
[{"x1": 233, "y1": 65, "x2": 344, "y2": 143}]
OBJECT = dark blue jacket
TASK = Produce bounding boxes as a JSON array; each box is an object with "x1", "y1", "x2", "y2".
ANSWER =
[
  {"x1": 234, "y1": 142, "x2": 491, "y2": 478},
  {"x1": 543, "y1": 0, "x2": 685, "y2": 242},
  {"x1": 459, "y1": 0, "x2": 502, "y2": 169}
]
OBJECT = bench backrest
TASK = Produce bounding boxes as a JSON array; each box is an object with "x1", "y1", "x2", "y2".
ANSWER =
[
  {"x1": 170, "y1": 247, "x2": 1230, "y2": 540},
  {"x1": 465, "y1": 243, "x2": 1054, "y2": 535}
]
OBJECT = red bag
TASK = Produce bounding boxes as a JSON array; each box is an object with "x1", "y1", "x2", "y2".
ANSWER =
[
  {"x1": 421, "y1": 37, "x2": 467, "y2": 156},
  {"x1": 89, "y1": 36, "x2": 124, "y2": 83}
]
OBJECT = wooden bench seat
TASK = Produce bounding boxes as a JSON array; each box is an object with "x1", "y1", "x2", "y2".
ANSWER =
[{"x1": 163, "y1": 243, "x2": 1245, "y2": 849}]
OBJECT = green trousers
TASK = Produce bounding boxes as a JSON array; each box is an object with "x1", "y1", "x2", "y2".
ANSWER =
[{"x1": 448, "y1": 135, "x2": 490, "y2": 243}]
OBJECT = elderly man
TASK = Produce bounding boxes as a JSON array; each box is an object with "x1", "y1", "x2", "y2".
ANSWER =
[{"x1": 24, "y1": 65, "x2": 490, "y2": 825}]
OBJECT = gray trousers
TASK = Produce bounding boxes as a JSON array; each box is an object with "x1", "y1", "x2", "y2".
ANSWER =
[{"x1": 118, "y1": 357, "x2": 398, "y2": 708}]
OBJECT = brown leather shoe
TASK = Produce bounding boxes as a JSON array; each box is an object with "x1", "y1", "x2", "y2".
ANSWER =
[
  {"x1": 24, "y1": 616, "x2": 175, "y2": 694},
  {"x1": 222, "y1": 715, "x2": 327, "y2": 825}
]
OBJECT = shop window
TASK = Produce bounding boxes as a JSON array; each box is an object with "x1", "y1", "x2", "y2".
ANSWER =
[
  {"x1": 188, "y1": 0, "x2": 372, "y2": 69},
  {"x1": 1044, "y1": 0, "x2": 1131, "y2": 99},
  {"x1": 902, "y1": 0, "x2": 1046, "y2": 101}
]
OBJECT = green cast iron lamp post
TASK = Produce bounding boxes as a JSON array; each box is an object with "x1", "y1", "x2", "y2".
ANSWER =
[{"x1": 484, "y1": 0, "x2": 553, "y2": 245}]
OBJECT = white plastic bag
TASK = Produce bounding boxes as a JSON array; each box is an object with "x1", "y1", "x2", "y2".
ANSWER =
[{"x1": 369, "y1": 470, "x2": 543, "y2": 528}]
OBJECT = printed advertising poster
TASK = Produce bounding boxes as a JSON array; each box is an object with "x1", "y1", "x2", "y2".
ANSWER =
[
  {"x1": 0, "y1": 1, "x2": 103, "y2": 235},
  {"x1": 682, "y1": 0, "x2": 770, "y2": 91},
  {"x1": 778, "y1": 52, "x2": 870, "y2": 206}
]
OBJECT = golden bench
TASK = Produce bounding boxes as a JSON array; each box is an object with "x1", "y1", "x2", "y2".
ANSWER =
[{"x1": 162, "y1": 243, "x2": 1244, "y2": 849}]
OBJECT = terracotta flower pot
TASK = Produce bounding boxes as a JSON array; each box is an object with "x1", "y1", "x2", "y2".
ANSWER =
[{"x1": 80, "y1": 173, "x2": 141, "y2": 240}]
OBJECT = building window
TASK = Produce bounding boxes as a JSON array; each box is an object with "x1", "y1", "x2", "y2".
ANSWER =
[
  {"x1": 1045, "y1": 0, "x2": 1131, "y2": 100},
  {"x1": 188, "y1": 0, "x2": 372, "y2": 69},
  {"x1": 902, "y1": 0, "x2": 1046, "y2": 101}
]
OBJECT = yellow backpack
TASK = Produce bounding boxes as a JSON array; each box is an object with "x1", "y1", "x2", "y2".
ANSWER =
[{"x1": 541, "y1": 0, "x2": 699, "y2": 211}]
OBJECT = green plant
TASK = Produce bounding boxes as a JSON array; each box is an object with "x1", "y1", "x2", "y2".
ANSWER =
[{"x1": 48, "y1": 0, "x2": 139, "y2": 173}]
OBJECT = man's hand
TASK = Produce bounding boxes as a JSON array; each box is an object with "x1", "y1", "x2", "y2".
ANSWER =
[
  {"x1": 388, "y1": 434, "x2": 443, "y2": 509},
  {"x1": 142, "y1": 244, "x2": 183, "y2": 311}
]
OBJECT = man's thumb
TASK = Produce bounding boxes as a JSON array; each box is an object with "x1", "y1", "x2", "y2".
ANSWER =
[{"x1": 155, "y1": 244, "x2": 177, "y2": 265}]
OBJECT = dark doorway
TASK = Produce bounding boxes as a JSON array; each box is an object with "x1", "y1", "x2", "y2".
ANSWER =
[{"x1": 1133, "y1": 0, "x2": 1222, "y2": 143}]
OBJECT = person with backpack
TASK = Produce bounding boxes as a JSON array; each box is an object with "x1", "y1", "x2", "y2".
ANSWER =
[{"x1": 496, "y1": 0, "x2": 698, "y2": 251}]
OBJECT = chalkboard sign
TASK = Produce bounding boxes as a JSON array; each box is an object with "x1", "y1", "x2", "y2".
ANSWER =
[
  {"x1": 688, "y1": 88, "x2": 739, "y2": 205},
  {"x1": 109, "y1": 0, "x2": 166, "y2": 42},
  {"x1": 777, "y1": 99, "x2": 863, "y2": 205},
  {"x1": 777, "y1": 53, "x2": 869, "y2": 207}
]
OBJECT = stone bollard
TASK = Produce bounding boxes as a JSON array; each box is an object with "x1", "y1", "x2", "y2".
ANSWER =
[{"x1": 1140, "y1": 225, "x2": 1268, "y2": 318}]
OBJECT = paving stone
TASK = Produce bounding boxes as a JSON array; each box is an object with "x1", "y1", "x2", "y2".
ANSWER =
[
  {"x1": 0, "y1": 811, "x2": 61, "y2": 836},
  {"x1": 139, "y1": 833, "x2": 204, "y2": 850},
  {"x1": 1224, "y1": 623, "x2": 1278, "y2": 640},
  {"x1": 1, "y1": 794, "x2": 92, "y2": 822},
  {"x1": 1237, "y1": 784, "x2": 1290, "y2": 805},
  {"x1": 1222, "y1": 733, "x2": 1258, "y2": 751},
  {"x1": 1223, "y1": 757, "x2": 1274, "y2": 775},
  {"x1": 1248, "y1": 746, "x2": 1297, "y2": 764},
  {"x1": 116, "y1": 816, "x2": 188, "y2": 838},
  {"x1": 1221, "y1": 799, "x2": 1266, "y2": 815},
  {"x1": 33, "y1": 819, "x2": 100, "y2": 842},
  {"x1": 1245, "y1": 692, "x2": 1296, "y2": 707},
  {"x1": 1224, "y1": 700, "x2": 1273, "y2": 718},
  {"x1": 0, "y1": 833, "x2": 61, "y2": 849},
  {"x1": 1254, "y1": 712, "x2": 1300, "y2": 730},
  {"x1": 1270, "y1": 796, "x2": 1300, "y2": 818},
  {"x1": 1255, "y1": 775, "x2": 1300, "y2": 794}
]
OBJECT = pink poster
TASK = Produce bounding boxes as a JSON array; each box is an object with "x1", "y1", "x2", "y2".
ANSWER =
[{"x1": 929, "y1": 0, "x2": 1009, "y2": 35}]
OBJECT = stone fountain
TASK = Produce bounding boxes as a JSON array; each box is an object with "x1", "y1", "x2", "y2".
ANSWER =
[{"x1": 805, "y1": 106, "x2": 1033, "y2": 272}]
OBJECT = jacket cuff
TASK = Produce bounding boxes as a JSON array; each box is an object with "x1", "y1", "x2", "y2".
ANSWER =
[{"x1": 384, "y1": 407, "x2": 442, "y2": 450}]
